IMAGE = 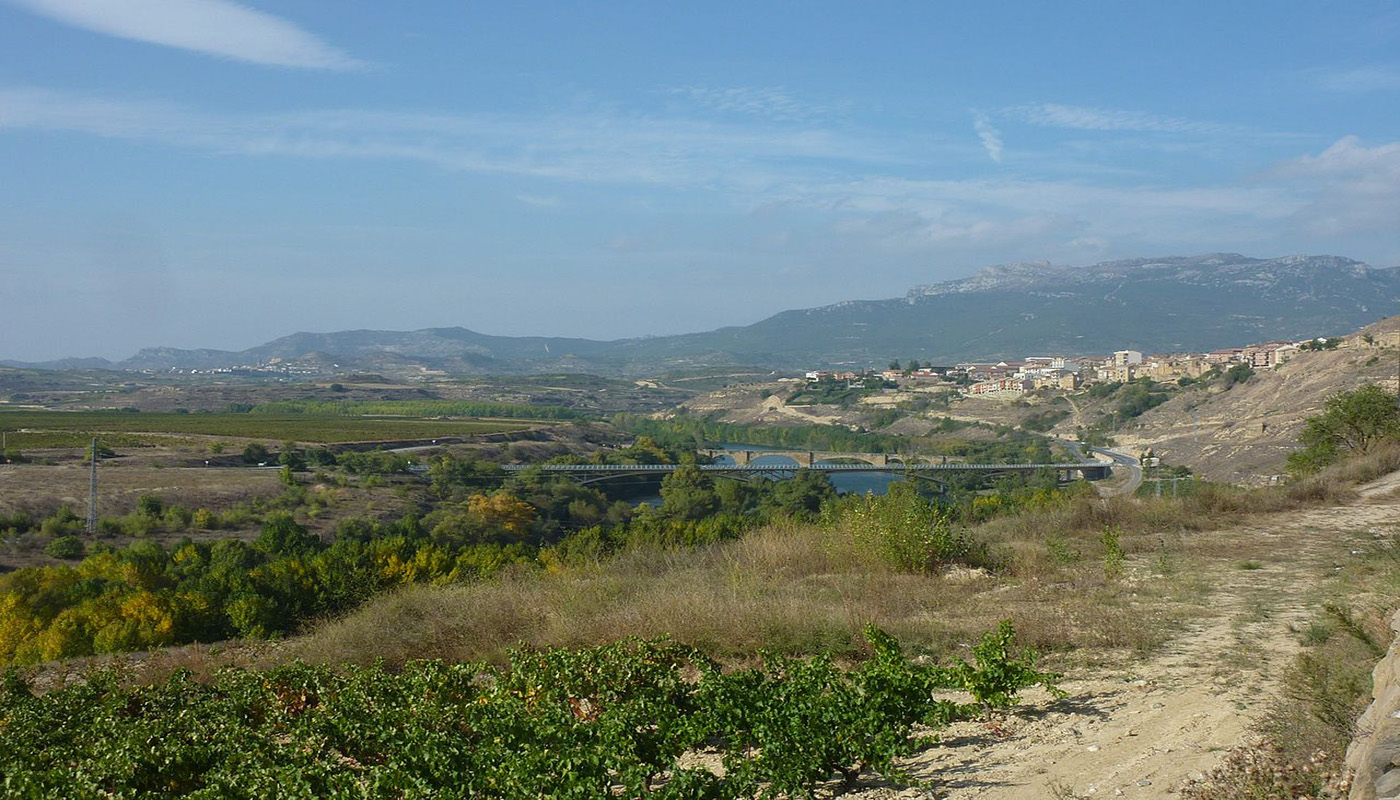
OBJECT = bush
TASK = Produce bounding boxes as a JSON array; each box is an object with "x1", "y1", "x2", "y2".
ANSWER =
[
  {"x1": 135, "y1": 495, "x2": 163, "y2": 518},
  {"x1": 1222, "y1": 363, "x2": 1255, "y2": 387},
  {"x1": 44, "y1": 535, "x2": 85, "y2": 560},
  {"x1": 823, "y1": 482, "x2": 973, "y2": 572}
]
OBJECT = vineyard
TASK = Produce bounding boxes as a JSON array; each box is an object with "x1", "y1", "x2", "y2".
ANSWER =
[
  {"x1": 0, "y1": 410, "x2": 541, "y2": 445},
  {"x1": 0, "y1": 624, "x2": 1058, "y2": 797},
  {"x1": 249, "y1": 399, "x2": 586, "y2": 420}
]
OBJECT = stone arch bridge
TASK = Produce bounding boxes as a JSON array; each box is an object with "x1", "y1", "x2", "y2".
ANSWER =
[{"x1": 698, "y1": 449, "x2": 945, "y2": 467}]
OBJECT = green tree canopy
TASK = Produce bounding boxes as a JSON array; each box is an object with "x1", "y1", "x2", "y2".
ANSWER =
[
  {"x1": 1289, "y1": 384, "x2": 1400, "y2": 474},
  {"x1": 659, "y1": 464, "x2": 720, "y2": 521}
]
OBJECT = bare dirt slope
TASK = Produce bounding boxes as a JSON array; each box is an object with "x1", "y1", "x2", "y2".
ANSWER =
[
  {"x1": 851, "y1": 488, "x2": 1398, "y2": 798},
  {"x1": 1091, "y1": 325, "x2": 1398, "y2": 485}
]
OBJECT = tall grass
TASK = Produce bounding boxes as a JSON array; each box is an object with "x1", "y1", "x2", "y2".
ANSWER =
[
  {"x1": 289, "y1": 444, "x2": 1399, "y2": 672},
  {"x1": 290, "y1": 514, "x2": 1172, "y2": 670}
]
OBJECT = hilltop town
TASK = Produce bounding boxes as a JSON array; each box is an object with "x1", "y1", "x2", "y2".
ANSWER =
[{"x1": 799, "y1": 331, "x2": 1377, "y2": 398}]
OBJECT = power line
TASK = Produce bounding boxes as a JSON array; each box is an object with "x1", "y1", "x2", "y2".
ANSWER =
[{"x1": 87, "y1": 438, "x2": 98, "y2": 533}]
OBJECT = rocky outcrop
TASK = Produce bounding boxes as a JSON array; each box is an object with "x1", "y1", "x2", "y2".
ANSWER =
[{"x1": 1347, "y1": 611, "x2": 1400, "y2": 799}]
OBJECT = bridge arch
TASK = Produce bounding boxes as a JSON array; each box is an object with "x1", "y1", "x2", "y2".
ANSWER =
[{"x1": 812, "y1": 455, "x2": 880, "y2": 467}]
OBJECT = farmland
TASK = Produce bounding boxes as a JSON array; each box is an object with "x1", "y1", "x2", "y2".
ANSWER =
[{"x1": 0, "y1": 409, "x2": 543, "y2": 445}]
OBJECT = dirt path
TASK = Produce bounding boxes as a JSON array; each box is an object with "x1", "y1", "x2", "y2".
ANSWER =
[{"x1": 850, "y1": 495, "x2": 1398, "y2": 798}]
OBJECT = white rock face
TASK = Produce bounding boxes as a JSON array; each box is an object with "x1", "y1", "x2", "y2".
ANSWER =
[{"x1": 1346, "y1": 610, "x2": 1400, "y2": 800}]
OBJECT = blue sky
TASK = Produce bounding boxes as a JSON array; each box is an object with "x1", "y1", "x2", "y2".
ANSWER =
[{"x1": 2, "y1": 1, "x2": 1399, "y2": 361}]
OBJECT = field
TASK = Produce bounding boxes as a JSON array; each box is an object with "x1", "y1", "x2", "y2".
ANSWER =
[{"x1": 0, "y1": 409, "x2": 542, "y2": 445}]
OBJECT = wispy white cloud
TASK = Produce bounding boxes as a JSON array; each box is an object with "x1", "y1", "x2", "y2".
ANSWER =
[
  {"x1": 1308, "y1": 64, "x2": 1400, "y2": 94},
  {"x1": 972, "y1": 111, "x2": 1003, "y2": 163},
  {"x1": 4, "y1": 0, "x2": 362, "y2": 69},
  {"x1": 0, "y1": 86, "x2": 867, "y2": 187},
  {"x1": 1, "y1": 85, "x2": 1392, "y2": 265},
  {"x1": 1006, "y1": 103, "x2": 1240, "y2": 135},
  {"x1": 667, "y1": 86, "x2": 831, "y2": 121}
]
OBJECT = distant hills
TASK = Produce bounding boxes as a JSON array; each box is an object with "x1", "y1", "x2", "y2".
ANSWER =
[{"x1": 7, "y1": 254, "x2": 1397, "y2": 376}]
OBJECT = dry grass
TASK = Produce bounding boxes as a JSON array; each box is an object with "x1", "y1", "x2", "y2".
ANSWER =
[
  {"x1": 289, "y1": 518, "x2": 1181, "y2": 670},
  {"x1": 0, "y1": 463, "x2": 286, "y2": 520},
  {"x1": 289, "y1": 450, "x2": 1400, "y2": 672},
  {"x1": 1326, "y1": 441, "x2": 1400, "y2": 486}
]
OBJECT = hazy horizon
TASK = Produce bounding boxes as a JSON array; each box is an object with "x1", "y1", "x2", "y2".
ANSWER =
[{"x1": 4, "y1": 1, "x2": 1399, "y2": 360}]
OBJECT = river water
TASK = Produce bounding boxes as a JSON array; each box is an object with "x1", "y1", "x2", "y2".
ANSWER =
[
  {"x1": 706, "y1": 443, "x2": 901, "y2": 496},
  {"x1": 627, "y1": 443, "x2": 900, "y2": 507}
]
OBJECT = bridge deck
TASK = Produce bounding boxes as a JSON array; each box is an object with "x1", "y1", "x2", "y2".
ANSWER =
[{"x1": 502, "y1": 462, "x2": 1107, "y2": 473}]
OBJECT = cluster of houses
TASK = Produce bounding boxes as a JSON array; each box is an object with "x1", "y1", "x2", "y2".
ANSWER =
[
  {"x1": 152, "y1": 357, "x2": 335, "y2": 378},
  {"x1": 802, "y1": 336, "x2": 1343, "y2": 399},
  {"x1": 957, "y1": 338, "x2": 1316, "y2": 397}
]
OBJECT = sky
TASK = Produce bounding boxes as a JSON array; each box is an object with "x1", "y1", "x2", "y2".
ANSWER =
[{"x1": 2, "y1": 1, "x2": 1399, "y2": 361}]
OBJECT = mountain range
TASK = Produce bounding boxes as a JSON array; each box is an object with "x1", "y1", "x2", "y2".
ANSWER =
[{"x1": 7, "y1": 254, "x2": 1397, "y2": 376}]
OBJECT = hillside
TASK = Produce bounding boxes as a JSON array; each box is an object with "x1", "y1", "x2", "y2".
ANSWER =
[
  {"x1": 6, "y1": 253, "x2": 1396, "y2": 376},
  {"x1": 1085, "y1": 318, "x2": 1400, "y2": 483}
]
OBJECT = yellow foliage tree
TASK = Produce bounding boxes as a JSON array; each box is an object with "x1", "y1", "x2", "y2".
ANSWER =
[{"x1": 466, "y1": 493, "x2": 535, "y2": 537}]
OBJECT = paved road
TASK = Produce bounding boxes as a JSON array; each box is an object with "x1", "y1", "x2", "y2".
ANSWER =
[
  {"x1": 1087, "y1": 445, "x2": 1144, "y2": 496},
  {"x1": 1054, "y1": 439, "x2": 1143, "y2": 496}
]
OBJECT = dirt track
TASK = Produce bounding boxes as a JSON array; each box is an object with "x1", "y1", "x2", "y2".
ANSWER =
[{"x1": 849, "y1": 487, "x2": 1397, "y2": 798}]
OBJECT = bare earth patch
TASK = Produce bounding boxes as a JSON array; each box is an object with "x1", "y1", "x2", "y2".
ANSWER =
[{"x1": 848, "y1": 496, "x2": 1397, "y2": 798}]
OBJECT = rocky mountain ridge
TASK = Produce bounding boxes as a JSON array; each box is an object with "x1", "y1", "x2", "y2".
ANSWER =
[{"x1": 6, "y1": 253, "x2": 1396, "y2": 376}]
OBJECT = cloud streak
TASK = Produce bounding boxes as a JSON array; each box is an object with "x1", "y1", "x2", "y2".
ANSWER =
[
  {"x1": 0, "y1": 86, "x2": 875, "y2": 188},
  {"x1": 972, "y1": 111, "x2": 1003, "y2": 162},
  {"x1": 667, "y1": 86, "x2": 832, "y2": 121},
  {"x1": 0, "y1": 86, "x2": 1392, "y2": 266},
  {"x1": 1006, "y1": 103, "x2": 1240, "y2": 135},
  {"x1": 4, "y1": 0, "x2": 362, "y2": 69}
]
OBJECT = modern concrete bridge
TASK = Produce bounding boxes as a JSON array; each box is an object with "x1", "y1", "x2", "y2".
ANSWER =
[{"x1": 501, "y1": 461, "x2": 1114, "y2": 485}]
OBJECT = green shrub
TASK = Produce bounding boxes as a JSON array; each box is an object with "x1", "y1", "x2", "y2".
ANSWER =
[
  {"x1": 824, "y1": 482, "x2": 972, "y2": 572},
  {"x1": 44, "y1": 535, "x2": 85, "y2": 560}
]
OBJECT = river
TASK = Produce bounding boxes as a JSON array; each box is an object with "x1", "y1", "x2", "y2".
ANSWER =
[
  {"x1": 706, "y1": 443, "x2": 902, "y2": 496},
  {"x1": 626, "y1": 443, "x2": 903, "y2": 506}
]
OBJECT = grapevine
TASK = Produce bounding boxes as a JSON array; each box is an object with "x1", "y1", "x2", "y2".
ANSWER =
[{"x1": 0, "y1": 623, "x2": 1058, "y2": 797}]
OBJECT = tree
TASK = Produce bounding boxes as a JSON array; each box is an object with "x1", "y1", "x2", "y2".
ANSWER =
[
  {"x1": 762, "y1": 470, "x2": 836, "y2": 518},
  {"x1": 256, "y1": 513, "x2": 321, "y2": 557},
  {"x1": 242, "y1": 443, "x2": 270, "y2": 464},
  {"x1": 278, "y1": 440, "x2": 306, "y2": 472},
  {"x1": 1289, "y1": 384, "x2": 1400, "y2": 474},
  {"x1": 44, "y1": 536, "x2": 85, "y2": 560},
  {"x1": 137, "y1": 495, "x2": 164, "y2": 518},
  {"x1": 659, "y1": 464, "x2": 720, "y2": 521}
]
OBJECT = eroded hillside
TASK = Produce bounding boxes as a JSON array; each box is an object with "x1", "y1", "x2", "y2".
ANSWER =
[{"x1": 1096, "y1": 319, "x2": 1399, "y2": 484}]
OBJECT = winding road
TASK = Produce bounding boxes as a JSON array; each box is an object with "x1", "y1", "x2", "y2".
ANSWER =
[{"x1": 1058, "y1": 439, "x2": 1144, "y2": 496}]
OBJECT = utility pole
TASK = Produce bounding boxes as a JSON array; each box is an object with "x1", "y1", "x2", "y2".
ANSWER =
[{"x1": 87, "y1": 438, "x2": 98, "y2": 533}]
